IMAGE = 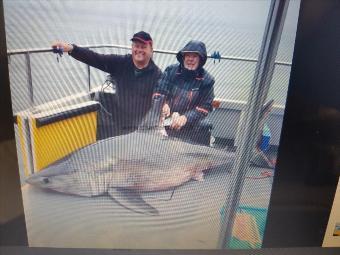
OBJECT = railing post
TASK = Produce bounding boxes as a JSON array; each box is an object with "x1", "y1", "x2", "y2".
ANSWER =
[
  {"x1": 217, "y1": 0, "x2": 290, "y2": 249},
  {"x1": 25, "y1": 52, "x2": 34, "y2": 106},
  {"x1": 87, "y1": 65, "x2": 91, "y2": 91}
]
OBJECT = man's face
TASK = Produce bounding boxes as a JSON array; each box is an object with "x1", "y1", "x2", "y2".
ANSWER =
[
  {"x1": 131, "y1": 41, "x2": 153, "y2": 65},
  {"x1": 183, "y1": 52, "x2": 200, "y2": 70}
]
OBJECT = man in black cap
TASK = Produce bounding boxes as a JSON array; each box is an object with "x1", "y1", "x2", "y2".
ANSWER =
[{"x1": 52, "y1": 31, "x2": 162, "y2": 137}]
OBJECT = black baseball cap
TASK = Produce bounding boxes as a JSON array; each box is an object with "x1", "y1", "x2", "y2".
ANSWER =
[{"x1": 131, "y1": 31, "x2": 153, "y2": 45}]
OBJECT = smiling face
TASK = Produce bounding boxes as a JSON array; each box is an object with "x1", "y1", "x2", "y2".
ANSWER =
[
  {"x1": 183, "y1": 52, "x2": 200, "y2": 70},
  {"x1": 131, "y1": 41, "x2": 153, "y2": 68}
]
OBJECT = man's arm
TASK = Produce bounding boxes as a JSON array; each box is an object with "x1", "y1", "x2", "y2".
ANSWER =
[
  {"x1": 171, "y1": 80, "x2": 215, "y2": 130},
  {"x1": 153, "y1": 65, "x2": 176, "y2": 99},
  {"x1": 51, "y1": 41, "x2": 124, "y2": 74},
  {"x1": 183, "y1": 80, "x2": 215, "y2": 125},
  {"x1": 152, "y1": 65, "x2": 175, "y2": 118}
]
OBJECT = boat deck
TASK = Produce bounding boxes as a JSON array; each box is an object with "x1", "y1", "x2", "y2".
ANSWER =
[{"x1": 21, "y1": 164, "x2": 274, "y2": 249}]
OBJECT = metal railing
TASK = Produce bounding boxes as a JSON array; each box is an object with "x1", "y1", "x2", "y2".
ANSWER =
[{"x1": 7, "y1": 44, "x2": 292, "y2": 107}]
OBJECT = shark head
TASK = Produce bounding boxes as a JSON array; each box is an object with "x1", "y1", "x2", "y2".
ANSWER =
[{"x1": 26, "y1": 172, "x2": 93, "y2": 197}]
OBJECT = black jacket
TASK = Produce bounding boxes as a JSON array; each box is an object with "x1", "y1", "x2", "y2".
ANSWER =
[
  {"x1": 154, "y1": 40, "x2": 215, "y2": 125},
  {"x1": 70, "y1": 45, "x2": 162, "y2": 128}
]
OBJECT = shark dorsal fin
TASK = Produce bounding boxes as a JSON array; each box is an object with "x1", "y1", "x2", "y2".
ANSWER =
[{"x1": 138, "y1": 95, "x2": 165, "y2": 131}]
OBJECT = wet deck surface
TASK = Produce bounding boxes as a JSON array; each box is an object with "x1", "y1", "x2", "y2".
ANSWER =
[{"x1": 22, "y1": 165, "x2": 274, "y2": 249}]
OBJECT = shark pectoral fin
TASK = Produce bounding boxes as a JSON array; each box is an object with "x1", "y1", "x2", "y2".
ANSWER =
[{"x1": 108, "y1": 187, "x2": 159, "y2": 216}]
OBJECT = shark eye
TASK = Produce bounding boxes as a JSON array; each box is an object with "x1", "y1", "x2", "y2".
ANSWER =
[{"x1": 43, "y1": 178, "x2": 49, "y2": 184}]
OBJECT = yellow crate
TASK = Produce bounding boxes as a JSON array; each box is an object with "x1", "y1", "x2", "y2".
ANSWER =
[
  {"x1": 31, "y1": 111, "x2": 97, "y2": 172},
  {"x1": 16, "y1": 101, "x2": 99, "y2": 175}
]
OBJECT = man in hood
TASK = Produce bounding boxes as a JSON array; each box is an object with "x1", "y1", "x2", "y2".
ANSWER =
[
  {"x1": 153, "y1": 40, "x2": 215, "y2": 144},
  {"x1": 51, "y1": 31, "x2": 162, "y2": 137}
]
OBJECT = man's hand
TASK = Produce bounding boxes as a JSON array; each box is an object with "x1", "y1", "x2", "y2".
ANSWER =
[
  {"x1": 162, "y1": 103, "x2": 171, "y2": 118},
  {"x1": 171, "y1": 112, "x2": 187, "y2": 130},
  {"x1": 51, "y1": 41, "x2": 74, "y2": 53}
]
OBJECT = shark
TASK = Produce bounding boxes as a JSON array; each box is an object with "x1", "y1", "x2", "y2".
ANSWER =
[
  {"x1": 26, "y1": 130, "x2": 234, "y2": 215},
  {"x1": 26, "y1": 94, "x2": 235, "y2": 215}
]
